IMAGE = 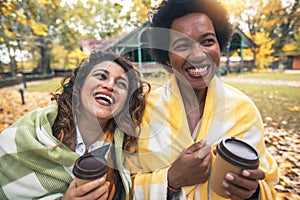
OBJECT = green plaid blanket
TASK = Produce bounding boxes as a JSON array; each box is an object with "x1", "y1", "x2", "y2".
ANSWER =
[
  {"x1": 0, "y1": 103, "x2": 131, "y2": 200},
  {"x1": 0, "y1": 103, "x2": 80, "y2": 199}
]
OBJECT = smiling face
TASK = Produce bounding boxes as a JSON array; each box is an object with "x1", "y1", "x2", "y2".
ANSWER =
[
  {"x1": 79, "y1": 61, "x2": 129, "y2": 125},
  {"x1": 167, "y1": 13, "x2": 220, "y2": 89}
]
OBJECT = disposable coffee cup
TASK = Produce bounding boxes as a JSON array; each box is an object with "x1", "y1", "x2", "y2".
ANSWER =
[
  {"x1": 210, "y1": 137, "x2": 259, "y2": 197},
  {"x1": 73, "y1": 153, "x2": 108, "y2": 187}
]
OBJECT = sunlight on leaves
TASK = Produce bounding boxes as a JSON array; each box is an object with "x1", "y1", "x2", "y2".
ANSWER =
[{"x1": 287, "y1": 106, "x2": 300, "y2": 112}]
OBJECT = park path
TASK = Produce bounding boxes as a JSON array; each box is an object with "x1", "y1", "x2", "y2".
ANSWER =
[{"x1": 221, "y1": 77, "x2": 300, "y2": 87}]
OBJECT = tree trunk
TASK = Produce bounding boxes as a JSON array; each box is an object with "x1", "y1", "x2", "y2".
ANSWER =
[
  {"x1": 8, "y1": 46, "x2": 16, "y2": 77},
  {"x1": 37, "y1": 36, "x2": 51, "y2": 75}
]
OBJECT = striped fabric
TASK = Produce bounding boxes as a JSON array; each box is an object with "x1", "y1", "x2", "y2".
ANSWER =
[
  {"x1": 0, "y1": 103, "x2": 131, "y2": 200},
  {"x1": 0, "y1": 103, "x2": 78, "y2": 200},
  {"x1": 132, "y1": 75, "x2": 279, "y2": 200}
]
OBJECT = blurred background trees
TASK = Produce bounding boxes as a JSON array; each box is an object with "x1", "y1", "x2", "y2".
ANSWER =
[
  {"x1": 220, "y1": 0, "x2": 300, "y2": 69},
  {"x1": 0, "y1": 0, "x2": 299, "y2": 76}
]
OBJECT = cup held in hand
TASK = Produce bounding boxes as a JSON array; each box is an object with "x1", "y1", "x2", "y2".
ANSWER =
[
  {"x1": 210, "y1": 137, "x2": 259, "y2": 197},
  {"x1": 73, "y1": 153, "x2": 108, "y2": 187}
]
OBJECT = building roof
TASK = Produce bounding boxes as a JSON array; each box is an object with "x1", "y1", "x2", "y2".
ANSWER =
[{"x1": 107, "y1": 21, "x2": 256, "y2": 53}]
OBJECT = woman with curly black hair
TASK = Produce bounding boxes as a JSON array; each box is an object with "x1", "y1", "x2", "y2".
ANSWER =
[
  {"x1": 133, "y1": 0, "x2": 278, "y2": 199},
  {"x1": 0, "y1": 51, "x2": 150, "y2": 200}
]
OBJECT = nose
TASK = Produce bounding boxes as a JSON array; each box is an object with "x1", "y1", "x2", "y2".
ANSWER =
[
  {"x1": 102, "y1": 78, "x2": 115, "y2": 91},
  {"x1": 189, "y1": 43, "x2": 206, "y2": 61}
]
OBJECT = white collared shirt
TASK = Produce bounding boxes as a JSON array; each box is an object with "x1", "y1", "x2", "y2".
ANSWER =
[{"x1": 75, "y1": 123, "x2": 111, "y2": 158}]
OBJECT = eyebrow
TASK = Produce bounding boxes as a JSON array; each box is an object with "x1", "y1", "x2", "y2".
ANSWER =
[
  {"x1": 170, "y1": 37, "x2": 190, "y2": 48},
  {"x1": 170, "y1": 32, "x2": 217, "y2": 48},
  {"x1": 93, "y1": 68, "x2": 109, "y2": 74}
]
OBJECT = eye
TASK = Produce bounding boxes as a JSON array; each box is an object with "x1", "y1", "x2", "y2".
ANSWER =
[
  {"x1": 201, "y1": 38, "x2": 216, "y2": 46},
  {"x1": 116, "y1": 80, "x2": 128, "y2": 89},
  {"x1": 174, "y1": 43, "x2": 191, "y2": 51},
  {"x1": 94, "y1": 72, "x2": 106, "y2": 80}
]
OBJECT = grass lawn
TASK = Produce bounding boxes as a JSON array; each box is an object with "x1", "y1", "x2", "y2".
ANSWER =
[
  {"x1": 25, "y1": 77, "x2": 63, "y2": 92},
  {"x1": 223, "y1": 71, "x2": 300, "y2": 81},
  {"x1": 223, "y1": 82, "x2": 300, "y2": 131}
]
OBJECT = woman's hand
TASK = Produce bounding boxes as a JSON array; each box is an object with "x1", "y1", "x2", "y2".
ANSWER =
[
  {"x1": 167, "y1": 139, "x2": 212, "y2": 189},
  {"x1": 61, "y1": 178, "x2": 110, "y2": 200},
  {"x1": 212, "y1": 143, "x2": 265, "y2": 199},
  {"x1": 222, "y1": 169, "x2": 265, "y2": 200}
]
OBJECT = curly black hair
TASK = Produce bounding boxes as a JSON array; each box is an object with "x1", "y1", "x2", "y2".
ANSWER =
[
  {"x1": 51, "y1": 51, "x2": 150, "y2": 152},
  {"x1": 149, "y1": 0, "x2": 233, "y2": 66}
]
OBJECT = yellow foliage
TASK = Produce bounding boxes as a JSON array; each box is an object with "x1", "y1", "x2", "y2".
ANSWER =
[
  {"x1": 68, "y1": 48, "x2": 87, "y2": 68},
  {"x1": 295, "y1": 28, "x2": 300, "y2": 40},
  {"x1": 1, "y1": 6, "x2": 10, "y2": 17},
  {"x1": 282, "y1": 43, "x2": 296, "y2": 52},
  {"x1": 241, "y1": 48, "x2": 254, "y2": 60},
  {"x1": 132, "y1": 0, "x2": 156, "y2": 22},
  {"x1": 37, "y1": 0, "x2": 51, "y2": 7},
  {"x1": 28, "y1": 19, "x2": 36, "y2": 26},
  {"x1": 287, "y1": 106, "x2": 300, "y2": 112},
  {"x1": 16, "y1": 11, "x2": 27, "y2": 24},
  {"x1": 51, "y1": 45, "x2": 86, "y2": 70},
  {"x1": 65, "y1": 13, "x2": 71, "y2": 19},
  {"x1": 54, "y1": 0, "x2": 61, "y2": 5},
  {"x1": 231, "y1": 52, "x2": 239, "y2": 57},
  {"x1": 29, "y1": 20, "x2": 48, "y2": 36},
  {"x1": 51, "y1": 45, "x2": 69, "y2": 69},
  {"x1": 252, "y1": 32, "x2": 275, "y2": 69},
  {"x1": 4, "y1": 28, "x2": 16, "y2": 38},
  {"x1": 17, "y1": 60, "x2": 39, "y2": 71},
  {"x1": 3, "y1": 2, "x2": 16, "y2": 10}
]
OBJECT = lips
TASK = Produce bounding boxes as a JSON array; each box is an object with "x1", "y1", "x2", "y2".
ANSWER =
[
  {"x1": 185, "y1": 64, "x2": 209, "y2": 77},
  {"x1": 94, "y1": 91, "x2": 113, "y2": 105}
]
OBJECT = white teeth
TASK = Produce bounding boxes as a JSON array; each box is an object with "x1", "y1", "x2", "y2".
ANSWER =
[
  {"x1": 94, "y1": 94, "x2": 113, "y2": 104},
  {"x1": 187, "y1": 66, "x2": 208, "y2": 74}
]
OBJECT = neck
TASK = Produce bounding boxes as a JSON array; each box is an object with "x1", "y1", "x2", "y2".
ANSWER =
[
  {"x1": 76, "y1": 114, "x2": 107, "y2": 149},
  {"x1": 178, "y1": 82, "x2": 207, "y2": 115}
]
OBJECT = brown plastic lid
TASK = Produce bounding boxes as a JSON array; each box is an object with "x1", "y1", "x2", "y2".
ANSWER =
[
  {"x1": 217, "y1": 137, "x2": 259, "y2": 169},
  {"x1": 73, "y1": 153, "x2": 108, "y2": 180}
]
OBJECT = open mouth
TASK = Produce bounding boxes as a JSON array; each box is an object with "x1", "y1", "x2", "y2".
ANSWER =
[
  {"x1": 94, "y1": 93, "x2": 113, "y2": 105},
  {"x1": 186, "y1": 65, "x2": 209, "y2": 77}
]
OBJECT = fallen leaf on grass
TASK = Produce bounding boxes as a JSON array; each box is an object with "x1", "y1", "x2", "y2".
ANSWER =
[{"x1": 287, "y1": 106, "x2": 299, "y2": 112}]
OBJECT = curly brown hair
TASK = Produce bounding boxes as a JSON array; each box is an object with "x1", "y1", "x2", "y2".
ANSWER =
[
  {"x1": 51, "y1": 51, "x2": 150, "y2": 152},
  {"x1": 149, "y1": 0, "x2": 233, "y2": 66}
]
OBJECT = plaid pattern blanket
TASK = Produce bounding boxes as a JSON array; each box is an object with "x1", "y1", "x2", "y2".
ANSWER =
[
  {"x1": 0, "y1": 103, "x2": 131, "y2": 200},
  {"x1": 132, "y1": 75, "x2": 279, "y2": 200}
]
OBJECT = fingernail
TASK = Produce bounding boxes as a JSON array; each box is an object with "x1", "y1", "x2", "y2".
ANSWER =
[
  {"x1": 243, "y1": 170, "x2": 250, "y2": 176},
  {"x1": 222, "y1": 181, "x2": 229, "y2": 188},
  {"x1": 99, "y1": 177, "x2": 105, "y2": 182},
  {"x1": 225, "y1": 190, "x2": 231, "y2": 196},
  {"x1": 226, "y1": 173, "x2": 234, "y2": 181}
]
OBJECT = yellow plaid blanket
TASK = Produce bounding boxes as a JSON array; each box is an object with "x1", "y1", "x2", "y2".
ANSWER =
[{"x1": 133, "y1": 75, "x2": 279, "y2": 200}]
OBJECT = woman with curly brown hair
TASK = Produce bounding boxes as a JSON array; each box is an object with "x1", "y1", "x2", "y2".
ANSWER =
[{"x1": 0, "y1": 51, "x2": 150, "y2": 200}]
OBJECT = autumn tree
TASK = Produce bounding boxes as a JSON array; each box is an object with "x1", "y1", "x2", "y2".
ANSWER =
[
  {"x1": 282, "y1": 27, "x2": 300, "y2": 56},
  {"x1": 22, "y1": 0, "x2": 81, "y2": 74},
  {"x1": 1, "y1": 0, "x2": 160, "y2": 77},
  {"x1": 221, "y1": 0, "x2": 300, "y2": 53},
  {"x1": 0, "y1": 1, "x2": 32, "y2": 76},
  {"x1": 0, "y1": 0, "x2": 81, "y2": 76},
  {"x1": 64, "y1": 0, "x2": 127, "y2": 40}
]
